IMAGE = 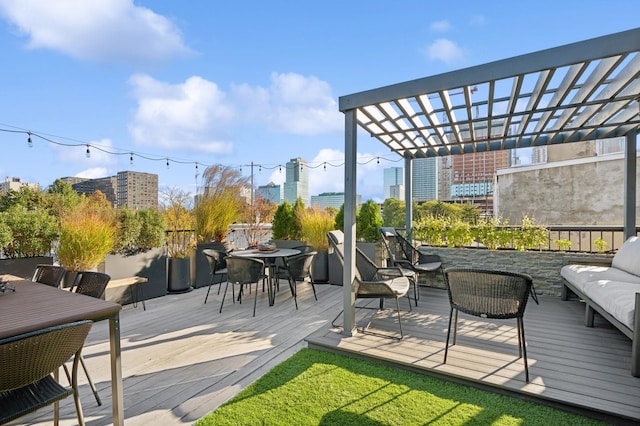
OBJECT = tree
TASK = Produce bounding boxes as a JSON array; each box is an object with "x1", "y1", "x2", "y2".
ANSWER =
[
  {"x1": 291, "y1": 198, "x2": 305, "y2": 241},
  {"x1": 194, "y1": 164, "x2": 249, "y2": 242},
  {"x1": 237, "y1": 195, "x2": 277, "y2": 246},
  {"x1": 0, "y1": 186, "x2": 46, "y2": 211},
  {"x1": 47, "y1": 179, "x2": 81, "y2": 220},
  {"x1": 272, "y1": 201, "x2": 295, "y2": 240},
  {"x1": 382, "y1": 198, "x2": 405, "y2": 228},
  {"x1": 356, "y1": 200, "x2": 383, "y2": 242},
  {"x1": 334, "y1": 204, "x2": 345, "y2": 231},
  {"x1": 161, "y1": 187, "x2": 195, "y2": 258}
]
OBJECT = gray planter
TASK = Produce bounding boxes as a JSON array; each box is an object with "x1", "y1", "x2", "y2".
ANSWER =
[
  {"x1": 311, "y1": 250, "x2": 329, "y2": 283},
  {"x1": 167, "y1": 257, "x2": 192, "y2": 293},
  {"x1": 0, "y1": 256, "x2": 53, "y2": 280},
  {"x1": 194, "y1": 242, "x2": 227, "y2": 288},
  {"x1": 271, "y1": 240, "x2": 306, "y2": 249},
  {"x1": 98, "y1": 247, "x2": 167, "y2": 304}
]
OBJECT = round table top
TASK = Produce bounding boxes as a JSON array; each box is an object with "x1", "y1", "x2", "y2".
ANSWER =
[{"x1": 229, "y1": 248, "x2": 300, "y2": 258}]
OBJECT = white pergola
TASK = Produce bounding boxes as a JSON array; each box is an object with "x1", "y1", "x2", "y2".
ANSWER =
[{"x1": 338, "y1": 28, "x2": 640, "y2": 336}]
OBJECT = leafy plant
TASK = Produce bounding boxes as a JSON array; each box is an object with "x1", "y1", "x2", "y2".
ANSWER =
[
  {"x1": 413, "y1": 215, "x2": 447, "y2": 246},
  {"x1": 474, "y1": 217, "x2": 512, "y2": 250},
  {"x1": 112, "y1": 208, "x2": 142, "y2": 254},
  {"x1": 272, "y1": 201, "x2": 296, "y2": 240},
  {"x1": 594, "y1": 237, "x2": 608, "y2": 253},
  {"x1": 299, "y1": 207, "x2": 335, "y2": 251},
  {"x1": 136, "y1": 209, "x2": 166, "y2": 251},
  {"x1": 512, "y1": 216, "x2": 548, "y2": 251},
  {"x1": 236, "y1": 196, "x2": 276, "y2": 247},
  {"x1": 381, "y1": 198, "x2": 405, "y2": 228},
  {"x1": 356, "y1": 200, "x2": 382, "y2": 242},
  {"x1": 0, "y1": 205, "x2": 58, "y2": 258},
  {"x1": 553, "y1": 239, "x2": 572, "y2": 251},
  {"x1": 161, "y1": 187, "x2": 196, "y2": 258},
  {"x1": 0, "y1": 220, "x2": 12, "y2": 251},
  {"x1": 445, "y1": 219, "x2": 474, "y2": 247}
]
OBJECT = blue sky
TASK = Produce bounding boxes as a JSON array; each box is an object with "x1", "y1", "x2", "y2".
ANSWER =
[{"x1": 0, "y1": 0, "x2": 638, "y2": 202}]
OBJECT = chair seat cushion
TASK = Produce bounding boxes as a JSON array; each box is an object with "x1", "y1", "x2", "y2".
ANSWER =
[
  {"x1": 414, "y1": 262, "x2": 442, "y2": 273},
  {"x1": 560, "y1": 264, "x2": 640, "y2": 294},
  {"x1": 582, "y1": 280, "x2": 640, "y2": 330}
]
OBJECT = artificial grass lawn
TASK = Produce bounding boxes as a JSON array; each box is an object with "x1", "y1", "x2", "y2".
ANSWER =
[{"x1": 196, "y1": 348, "x2": 605, "y2": 426}]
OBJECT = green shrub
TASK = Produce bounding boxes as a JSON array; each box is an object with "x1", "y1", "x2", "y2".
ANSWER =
[
  {"x1": 553, "y1": 239, "x2": 572, "y2": 251},
  {"x1": 445, "y1": 220, "x2": 474, "y2": 247},
  {"x1": 474, "y1": 217, "x2": 512, "y2": 250},
  {"x1": 299, "y1": 207, "x2": 335, "y2": 251},
  {"x1": 413, "y1": 216, "x2": 447, "y2": 246},
  {"x1": 356, "y1": 200, "x2": 383, "y2": 242},
  {"x1": 272, "y1": 201, "x2": 295, "y2": 240},
  {"x1": 513, "y1": 216, "x2": 548, "y2": 251},
  {"x1": 594, "y1": 237, "x2": 608, "y2": 253},
  {"x1": 0, "y1": 205, "x2": 58, "y2": 258}
]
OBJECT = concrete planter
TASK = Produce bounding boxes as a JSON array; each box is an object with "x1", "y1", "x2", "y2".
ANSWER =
[
  {"x1": 194, "y1": 242, "x2": 227, "y2": 288},
  {"x1": 312, "y1": 250, "x2": 329, "y2": 283},
  {"x1": 0, "y1": 256, "x2": 53, "y2": 280},
  {"x1": 167, "y1": 256, "x2": 192, "y2": 293},
  {"x1": 98, "y1": 247, "x2": 167, "y2": 304}
]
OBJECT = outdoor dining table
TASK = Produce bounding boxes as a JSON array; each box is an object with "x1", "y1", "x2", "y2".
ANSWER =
[
  {"x1": 0, "y1": 279, "x2": 124, "y2": 426},
  {"x1": 229, "y1": 248, "x2": 300, "y2": 306}
]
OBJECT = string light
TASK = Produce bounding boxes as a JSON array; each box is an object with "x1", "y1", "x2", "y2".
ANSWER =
[
  {"x1": 85, "y1": 145, "x2": 91, "y2": 158},
  {"x1": 166, "y1": 158, "x2": 170, "y2": 169},
  {"x1": 377, "y1": 157, "x2": 380, "y2": 165},
  {"x1": 279, "y1": 165, "x2": 282, "y2": 172},
  {"x1": 323, "y1": 162, "x2": 326, "y2": 171},
  {"x1": 130, "y1": 153, "x2": 134, "y2": 165},
  {"x1": 27, "y1": 132, "x2": 32, "y2": 148}
]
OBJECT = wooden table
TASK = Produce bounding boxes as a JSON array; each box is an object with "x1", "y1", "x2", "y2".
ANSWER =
[
  {"x1": 230, "y1": 248, "x2": 300, "y2": 305},
  {"x1": 0, "y1": 280, "x2": 124, "y2": 425}
]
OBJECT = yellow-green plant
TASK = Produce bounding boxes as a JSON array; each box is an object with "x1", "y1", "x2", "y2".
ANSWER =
[
  {"x1": 413, "y1": 215, "x2": 447, "y2": 246},
  {"x1": 161, "y1": 187, "x2": 196, "y2": 258},
  {"x1": 594, "y1": 237, "x2": 608, "y2": 253},
  {"x1": 56, "y1": 194, "x2": 116, "y2": 271},
  {"x1": 553, "y1": 239, "x2": 572, "y2": 251},
  {"x1": 299, "y1": 207, "x2": 335, "y2": 251},
  {"x1": 513, "y1": 216, "x2": 549, "y2": 251},
  {"x1": 474, "y1": 217, "x2": 512, "y2": 250},
  {"x1": 445, "y1": 219, "x2": 474, "y2": 247}
]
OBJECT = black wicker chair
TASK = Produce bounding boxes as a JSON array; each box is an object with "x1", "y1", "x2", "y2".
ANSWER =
[
  {"x1": 222, "y1": 256, "x2": 267, "y2": 317},
  {"x1": 380, "y1": 227, "x2": 443, "y2": 303},
  {"x1": 443, "y1": 268, "x2": 536, "y2": 382},
  {"x1": 32, "y1": 264, "x2": 67, "y2": 288},
  {"x1": 278, "y1": 251, "x2": 318, "y2": 309},
  {"x1": 328, "y1": 230, "x2": 410, "y2": 339},
  {"x1": 0, "y1": 320, "x2": 93, "y2": 425},
  {"x1": 67, "y1": 271, "x2": 111, "y2": 406},
  {"x1": 202, "y1": 249, "x2": 228, "y2": 304}
]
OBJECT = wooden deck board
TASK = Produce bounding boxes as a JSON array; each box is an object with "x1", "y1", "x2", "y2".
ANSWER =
[{"x1": 13, "y1": 282, "x2": 640, "y2": 425}]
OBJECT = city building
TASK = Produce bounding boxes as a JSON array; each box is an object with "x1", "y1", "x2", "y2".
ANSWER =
[
  {"x1": 412, "y1": 158, "x2": 438, "y2": 202},
  {"x1": 63, "y1": 171, "x2": 158, "y2": 209},
  {"x1": 116, "y1": 171, "x2": 158, "y2": 210},
  {"x1": 383, "y1": 167, "x2": 403, "y2": 200},
  {"x1": 0, "y1": 177, "x2": 39, "y2": 195},
  {"x1": 283, "y1": 157, "x2": 309, "y2": 205},
  {"x1": 310, "y1": 192, "x2": 362, "y2": 210},
  {"x1": 256, "y1": 182, "x2": 282, "y2": 204}
]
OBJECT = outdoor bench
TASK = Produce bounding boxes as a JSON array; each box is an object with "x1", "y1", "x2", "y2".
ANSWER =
[
  {"x1": 108, "y1": 276, "x2": 148, "y2": 310},
  {"x1": 560, "y1": 236, "x2": 640, "y2": 377}
]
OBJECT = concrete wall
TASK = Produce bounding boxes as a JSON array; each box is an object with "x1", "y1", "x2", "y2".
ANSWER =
[{"x1": 495, "y1": 153, "x2": 640, "y2": 226}]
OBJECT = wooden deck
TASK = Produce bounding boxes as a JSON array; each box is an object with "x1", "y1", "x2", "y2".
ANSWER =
[{"x1": 14, "y1": 281, "x2": 640, "y2": 425}]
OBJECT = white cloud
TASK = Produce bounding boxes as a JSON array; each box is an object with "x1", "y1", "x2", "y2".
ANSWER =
[
  {"x1": 75, "y1": 167, "x2": 110, "y2": 179},
  {"x1": 233, "y1": 72, "x2": 343, "y2": 135},
  {"x1": 430, "y1": 20, "x2": 451, "y2": 32},
  {"x1": 425, "y1": 38, "x2": 467, "y2": 65},
  {"x1": 0, "y1": 0, "x2": 192, "y2": 64},
  {"x1": 53, "y1": 138, "x2": 116, "y2": 169},
  {"x1": 128, "y1": 72, "x2": 342, "y2": 154},
  {"x1": 128, "y1": 74, "x2": 235, "y2": 153}
]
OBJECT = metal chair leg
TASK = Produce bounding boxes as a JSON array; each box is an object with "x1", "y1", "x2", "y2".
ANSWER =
[{"x1": 79, "y1": 355, "x2": 102, "y2": 406}]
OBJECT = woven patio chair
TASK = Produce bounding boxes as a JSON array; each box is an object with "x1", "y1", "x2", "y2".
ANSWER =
[
  {"x1": 202, "y1": 249, "x2": 228, "y2": 304},
  {"x1": 380, "y1": 227, "x2": 443, "y2": 303},
  {"x1": 443, "y1": 267, "x2": 536, "y2": 382},
  {"x1": 278, "y1": 251, "x2": 318, "y2": 309},
  {"x1": 221, "y1": 256, "x2": 267, "y2": 317},
  {"x1": 65, "y1": 271, "x2": 111, "y2": 406},
  {"x1": 328, "y1": 230, "x2": 410, "y2": 339},
  {"x1": 32, "y1": 264, "x2": 67, "y2": 288},
  {"x1": 0, "y1": 320, "x2": 93, "y2": 425}
]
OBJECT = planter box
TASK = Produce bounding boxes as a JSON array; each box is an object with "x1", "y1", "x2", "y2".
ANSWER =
[
  {"x1": 167, "y1": 257, "x2": 192, "y2": 293},
  {"x1": 98, "y1": 248, "x2": 167, "y2": 304},
  {"x1": 0, "y1": 256, "x2": 53, "y2": 279},
  {"x1": 312, "y1": 250, "x2": 329, "y2": 283},
  {"x1": 194, "y1": 242, "x2": 228, "y2": 289}
]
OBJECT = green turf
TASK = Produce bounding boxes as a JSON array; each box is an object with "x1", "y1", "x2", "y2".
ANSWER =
[{"x1": 195, "y1": 348, "x2": 606, "y2": 425}]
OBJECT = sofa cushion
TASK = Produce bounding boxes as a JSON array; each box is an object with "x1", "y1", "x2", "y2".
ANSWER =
[
  {"x1": 561, "y1": 264, "x2": 640, "y2": 293},
  {"x1": 583, "y1": 280, "x2": 640, "y2": 330},
  {"x1": 612, "y1": 236, "x2": 640, "y2": 277}
]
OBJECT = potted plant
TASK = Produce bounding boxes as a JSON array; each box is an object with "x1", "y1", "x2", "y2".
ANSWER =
[
  {"x1": 99, "y1": 208, "x2": 167, "y2": 303},
  {"x1": 193, "y1": 165, "x2": 248, "y2": 287},
  {"x1": 55, "y1": 191, "x2": 116, "y2": 286},
  {"x1": 271, "y1": 199, "x2": 305, "y2": 249},
  {"x1": 162, "y1": 188, "x2": 196, "y2": 293}
]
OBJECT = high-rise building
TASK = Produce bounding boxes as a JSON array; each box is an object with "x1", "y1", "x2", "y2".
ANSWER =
[
  {"x1": 310, "y1": 192, "x2": 362, "y2": 210},
  {"x1": 383, "y1": 167, "x2": 403, "y2": 200},
  {"x1": 116, "y1": 171, "x2": 158, "y2": 210},
  {"x1": 72, "y1": 176, "x2": 118, "y2": 206},
  {"x1": 412, "y1": 158, "x2": 438, "y2": 202},
  {"x1": 256, "y1": 182, "x2": 282, "y2": 204},
  {"x1": 283, "y1": 157, "x2": 309, "y2": 205}
]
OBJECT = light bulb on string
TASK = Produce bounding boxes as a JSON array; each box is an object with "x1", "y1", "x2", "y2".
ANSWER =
[
  {"x1": 259, "y1": 165, "x2": 262, "y2": 174},
  {"x1": 195, "y1": 162, "x2": 198, "y2": 171},
  {"x1": 166, "y1": 158, "x2": 170, "y2": 169},
  {"x1": 377, "y1": 157, "x2": 380, "y2": 165},
  {"x1": 85, "y1": 145, "x2": 91, "y2": 158},
  {"x1": 323, "y1": 162, "x2": 326, "y2": 171},
  {"x1": 130, "y1": 153, "x2": 134, "y2": 165},
  {"x1": 27, "y1": 132, "x2": 33, "y2": 148},
  {"x1": 279, "y1": 165, "x2": 282, "y2": 173}
]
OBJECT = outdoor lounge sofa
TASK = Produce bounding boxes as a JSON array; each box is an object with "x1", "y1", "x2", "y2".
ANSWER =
[{"x1": 560, "y1": 236, "x2": 640, "y2": 377}]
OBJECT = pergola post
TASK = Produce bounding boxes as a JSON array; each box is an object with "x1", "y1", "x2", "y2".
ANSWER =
[
  {"x1": 624, "y1": 129, "x2": 638, "y2": 240},
  {"x1": 404, "y1": 155, "x2": 413, "y2": 238},
  {"x1": 342, "y1": 109, "x2": 357, "y2": 336}
]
